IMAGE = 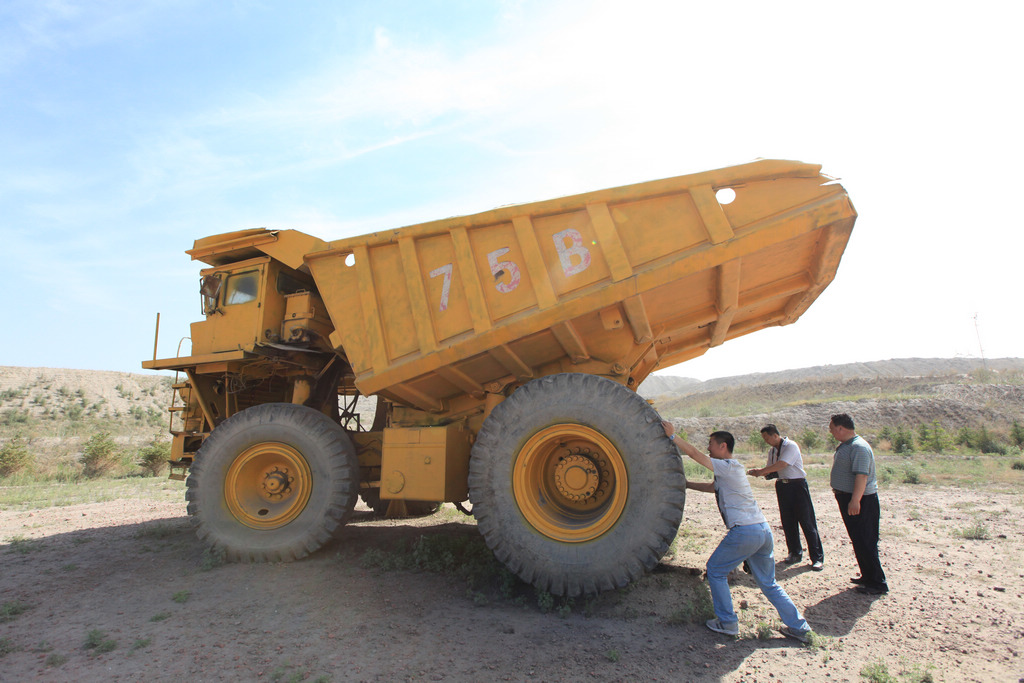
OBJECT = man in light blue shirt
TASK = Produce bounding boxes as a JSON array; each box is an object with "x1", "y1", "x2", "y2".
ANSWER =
[{"x1": 663, "y1": 421, "x2": 813, "y2": 642}]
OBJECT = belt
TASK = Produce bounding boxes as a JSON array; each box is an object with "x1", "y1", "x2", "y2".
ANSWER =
[{"x1": 777, "y1": 478, "x2": 805, "y2": 484}]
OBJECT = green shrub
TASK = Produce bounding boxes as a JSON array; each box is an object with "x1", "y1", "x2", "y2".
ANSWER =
[
  {"x1": 799, "y1": 428, "x2": 821, "y2": 451},
  {"x1": 0, "y1": 409, "x2": 31, "y2": 427},
  {"x1": 137, "y1": 438, "x2": 171, "y2": 477},
  {"x1": 892, "y1": 425, "x2": 915, "y2": 454},
  {"x1": 535, "y1": 588, "x2": 555, "y2": 613},
  {"x1": 0, "y1": 436, "x2": 31, "y2": 477},
  {"x1": 0, "y1": 600, "x2": 31, "y2": 623},
  {"x1": 956, "y1": 522, "x2": 991, "y2": 540},
  {"x1": 973, "y1": 427, "x2": 1006, "y2": 455},
  {"x1": 860, "y1": 660, "x2": 897, "y2": 683},
  {"x1": 956, "y1": 426, "x2": 1007, "y2": 454},
  {"x1": 917, "y1": 420, "x2": 952, "y2": 453},
  {"x1": 0, "y1": 637, "x2": 18, "y2": 657},
  {"x1": 81, "y1": 432, "x2": 120, "y2": 478},
  {"x1": 83, "y1": 629, "x2": 116, "y2": 654},
  {"x1": 1011, "y1": 421, "x2": 1024, "y2": 448},
  {"x1": 0, "y1": 387, "x2": 26, "y2": 401},
  {"x1": 739, "y1": 430, "x2": 765, "y2": 455},
  {"x1": 45, "y1": 653, "x2": 67, "y2": 667}
]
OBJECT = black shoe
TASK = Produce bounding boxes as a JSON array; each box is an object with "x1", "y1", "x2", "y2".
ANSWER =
[
  {"x1": 783, "y1": 554, "x2": 802, "y2": 564},
  {"x1": 856, "y1": 584, "x2": 888, "y2": 595},
  {"x1": 850, "y1": 577, "x2": 868, "y2": 585},
  {"x1": 742, "y1": 561, "x2": 751, "y2": 574}
]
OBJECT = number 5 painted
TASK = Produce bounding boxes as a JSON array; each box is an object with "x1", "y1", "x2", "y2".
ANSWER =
[{"x1": 487, "y1": 247, "x2": 521, "y2": 294}]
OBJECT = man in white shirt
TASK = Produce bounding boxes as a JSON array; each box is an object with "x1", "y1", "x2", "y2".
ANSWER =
[
  {"x1": 663, "y1": 421, "x2": 813, "y2": 642},
  {"x1": 748, "y1": 424, "x2": 824, "y2": 570}
]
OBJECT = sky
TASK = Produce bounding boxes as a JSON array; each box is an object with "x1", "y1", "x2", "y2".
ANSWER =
[{"x1": 1, "y1": 0, "x2": 1021, "y2": 381}]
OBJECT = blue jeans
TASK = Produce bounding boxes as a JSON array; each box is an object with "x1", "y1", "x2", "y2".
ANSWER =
[{"x1": 706, "y1": 521, "x2": 809, "y2": 630}]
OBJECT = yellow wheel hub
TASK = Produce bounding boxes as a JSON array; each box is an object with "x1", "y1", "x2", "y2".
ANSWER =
[
  {"x1": 225, "y1": 442, "x2": 313, "y2": 529},
  {"x1": 513, "y1": 424, "x2": 628, "y2": 543}
]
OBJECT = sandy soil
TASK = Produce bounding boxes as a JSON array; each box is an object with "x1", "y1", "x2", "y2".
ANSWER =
[{"x1": 2, "y1": 479, "x2": 1023, "y2": 683}]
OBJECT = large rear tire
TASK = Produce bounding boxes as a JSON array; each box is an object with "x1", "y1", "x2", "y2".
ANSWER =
[
  {"x1": 186, "y1": 403, "x2": 359, "y2": 561},
  {"x1": 468, "y1": 373, "x2": 685, "y2": 596}
]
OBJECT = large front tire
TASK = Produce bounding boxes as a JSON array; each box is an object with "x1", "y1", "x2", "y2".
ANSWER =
[
  {"x1": 186, "y1": 403, "x2": 359, "y2": 561},
  {"x1": 468, "y1": 373, "x2": 685, "y2": 596}
]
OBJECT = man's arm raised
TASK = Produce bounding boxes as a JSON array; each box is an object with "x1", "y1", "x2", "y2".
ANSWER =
[{"x1": 661, "y1": 420, "x2": 713, "y2": 471}]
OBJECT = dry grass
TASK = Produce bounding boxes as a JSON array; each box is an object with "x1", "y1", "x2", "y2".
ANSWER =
[{"x1": 0, "y1": 477, "x2": 185, "y2": 510}]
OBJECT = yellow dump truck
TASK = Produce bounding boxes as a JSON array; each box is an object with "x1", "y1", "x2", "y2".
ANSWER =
[{"x1": 143, "y1": 159, "x2": 856, "y2": 595}]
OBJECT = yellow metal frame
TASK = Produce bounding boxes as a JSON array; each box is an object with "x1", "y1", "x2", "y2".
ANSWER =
[{"x1": 146, "y1": 159, "x2": 856, "y2": 477}]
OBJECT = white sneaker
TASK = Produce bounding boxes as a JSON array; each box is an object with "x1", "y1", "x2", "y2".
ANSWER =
[{"x1": 705, "y1": 618, "x2": 739, "y2": 636}]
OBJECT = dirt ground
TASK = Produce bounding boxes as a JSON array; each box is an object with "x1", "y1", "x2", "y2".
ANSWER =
[{"x1": 2, "y1": 478, "x2": 1023, "y2": 683}]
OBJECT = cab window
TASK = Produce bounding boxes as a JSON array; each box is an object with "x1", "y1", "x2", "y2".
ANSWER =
[{"x1": 224, "y1": 271, "x2": 260, "y2": 305}]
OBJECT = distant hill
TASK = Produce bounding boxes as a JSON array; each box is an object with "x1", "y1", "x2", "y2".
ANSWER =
[
  {"x1": 640, "y1": 358, "x2": 1024, "y2": 450},
  {"x1": 3, "y1": 359, "x2": 1022, "y2": 459},
  {"x1": 637, "y1": 357, "x2": 1024, "y2": 398},
  {"x1": 0, "y1": 366, "x2": 170, "y2": 423}
]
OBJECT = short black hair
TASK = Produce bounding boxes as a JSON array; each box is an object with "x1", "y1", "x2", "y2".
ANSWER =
[
  {"x1": 760, "y1": 424, "x2": 780, "y2": 436},
  {"x1": 710, "y1": 430, "x2": 735, "y2": 453},
  {"x1": 830, "y1": 413, "x2": 855, "y2": 430}
]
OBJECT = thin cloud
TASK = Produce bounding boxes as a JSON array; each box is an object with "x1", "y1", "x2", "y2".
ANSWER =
[{"x1": 0, "y1": 0, "x2": 196, "y2": 71}]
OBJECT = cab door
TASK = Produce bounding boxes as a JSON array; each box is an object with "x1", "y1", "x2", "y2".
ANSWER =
[{"x1": 191, "y1": 258, "x2": 268, "y2": 355}]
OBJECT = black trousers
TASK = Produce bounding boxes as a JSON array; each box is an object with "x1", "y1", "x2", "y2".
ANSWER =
[
  {"x1": 834, "y1": 490, "x2": 887, "y2": 588},
  {"x1": 775, "y1": 479, "x2": 824, "y2": 562}
]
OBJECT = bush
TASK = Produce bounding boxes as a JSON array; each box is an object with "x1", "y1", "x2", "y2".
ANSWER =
[
  {"x1": 1010, "y1": 421, "x2": 1024, "y2": 448},
  {"x1": 81, "y1": 432, "x2": 120, "y2": 478},
  {"x1": 0, "y1": 409, "x2": 31, "y2": 427},
  {"x1": 747, "y1": 429, "x2": 766, "y2": 454},
  {"x1": 977, "y1": 427, "x2": 1007, "y2": 455},
  {"x1": 917, "y1": 420, "x2": 952, "y2": 453},
  {"x1": 956, "y1": 426, "x2": 1007, "y2": 454},
  {"x1": 0, "y1": 436, "x2": 31, "y2": 477},
  {"x1": 137, "y1": 439, "x2": 171, "y2": 477},
  {"x1": 799, "y1": 428, "x2": 821, "y2": 451},
  {"x1": 892, "y1": 425, "x2": 915, "y2": 454}
]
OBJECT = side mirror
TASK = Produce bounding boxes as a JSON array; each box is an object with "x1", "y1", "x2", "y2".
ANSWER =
[{"x1": 200, "y1": 274, "x2": 222, "y2": 315}]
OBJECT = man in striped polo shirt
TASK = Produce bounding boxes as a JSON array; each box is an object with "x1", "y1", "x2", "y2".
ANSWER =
[{"x1": 829, "y1": 413, "x2": 888, "y2": 595}]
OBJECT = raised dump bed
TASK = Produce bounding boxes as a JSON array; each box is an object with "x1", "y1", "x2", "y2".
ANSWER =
[{"x1": 145, "y1": 158, "x2": 856, "y2": 595}]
